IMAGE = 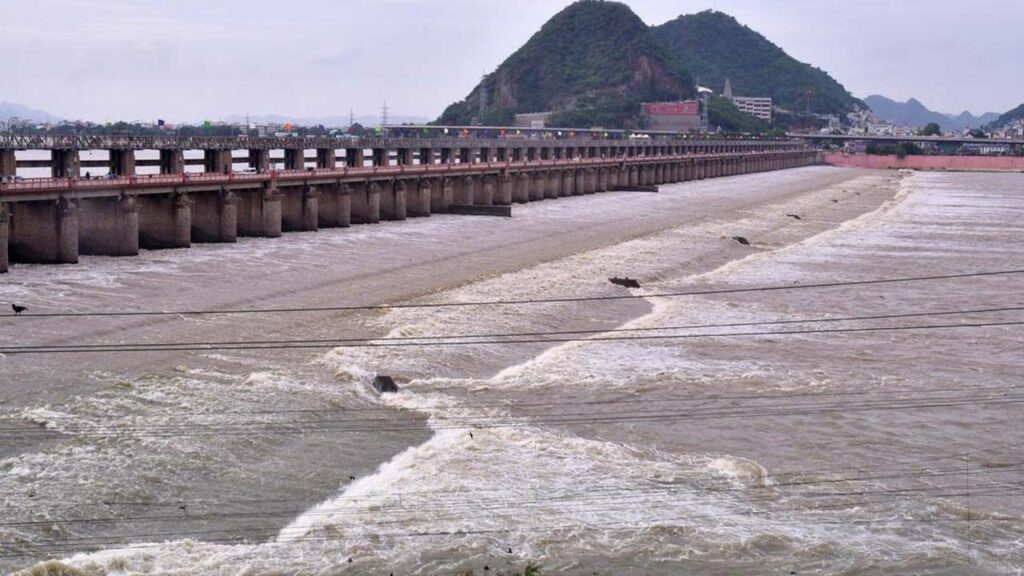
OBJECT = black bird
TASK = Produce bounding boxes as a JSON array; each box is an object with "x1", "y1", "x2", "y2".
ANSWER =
[
  {"x1": 609, "y1": 277, "x2": 641, "y2": 289},
  {"x1": 179, "y1": 505, "x2": 187, "y2": 513},
  {"x1": 347, "y1": 557, "x2": 352, "y2": 564},
  {"x1": 832, "y1": 199, "x2": 839, "y2": 203},
  {"x1": 508, "y1": 547, "x2": 513, "y2": 554},
  {"x1": 349, "y1": 475, "x2": 356, "y2": 481},
  {"x1": 11, "y1": 304, "x2": 27, "y2": 315},
  {"x1": 469, "y1": 432, "x2": 474, "y2": 439},
  {"x1": 484, "y1": 567, "x2": 490, "y2": 572},
  {"x1": 785, "y1": 213, "x2": 802, "y2": 220},
  {"x1": 731, "y1": 236, "x2": 751, "y2": 246}
]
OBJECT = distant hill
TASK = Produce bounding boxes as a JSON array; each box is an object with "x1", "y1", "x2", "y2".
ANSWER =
[
  {"x1": 436, "y1": 1, "x2": 693, "y2": 129},
  {"x1": 0, "y1": 101, "x2": 61, "y2": 123},
  {"x1": 864, "y1": 95, "x2": 998, "y2": 130},
  {"x1": 650, "y1": 11, "x2": 861, "y2": 116},
  {"x1": 986, "y1": 103, "x2": 1024, "y2": 129}
]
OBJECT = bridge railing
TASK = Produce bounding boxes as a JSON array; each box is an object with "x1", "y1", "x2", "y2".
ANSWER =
[
  {"x1": 0, "y1": 133, "x2": 807, "y2": 152},
  {"x1": 0, "y1": 150, "x2": 803, "y2": 196}
]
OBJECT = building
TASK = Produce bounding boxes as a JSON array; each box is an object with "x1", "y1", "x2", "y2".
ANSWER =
[
  {"x1": 722, "y1": 79, "x2": 773, "y2": 123},
  {"x1": 514, "y1": 112, "x2": 554, "y2": 129},
  {"x1": 732, "y1": 97, "x2": 773, "y2": 122},
  {"x1": 642, "y1": 100, "x2": 703, "y2": 131}
]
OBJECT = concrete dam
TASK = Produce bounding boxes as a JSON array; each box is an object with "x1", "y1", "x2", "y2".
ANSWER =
[{"x1": 0, "y1": 135, "x2": 818, "y2": 273}]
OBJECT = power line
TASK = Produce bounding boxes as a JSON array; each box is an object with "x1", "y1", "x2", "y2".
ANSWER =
[
  {"x1": 5, "y1": 304, "x2": 1021, "y2": 353},
  {"x1": 2, "y1": 318, "x2": 1021, "y2": 355},
  {"x1": 4, "y1": 269, "x2": 1022, "y2": 320}
]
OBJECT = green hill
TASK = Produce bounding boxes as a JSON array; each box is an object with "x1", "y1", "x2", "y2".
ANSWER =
[
  {"x1": 650, "y1": 10, "x2": 861, "y2": 116},
  {"x1": 987, "y1": 102, "x2": 1024, "y2": 129},
  {"x1": 435, "y1": 1, "x2": 693, "y2": 129}
]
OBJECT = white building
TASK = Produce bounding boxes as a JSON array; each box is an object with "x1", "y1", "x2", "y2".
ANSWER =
[
  {"x1": 722, "y1": 79, "x2": 772, "y2": 122},
  {"x1": 732, "y1": 97, "x2": 773, "y2": 122}
]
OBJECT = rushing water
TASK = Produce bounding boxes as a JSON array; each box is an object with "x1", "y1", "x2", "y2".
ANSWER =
[{"x1": 1, "y1": 168, "x2": 1022, "y2": 575}]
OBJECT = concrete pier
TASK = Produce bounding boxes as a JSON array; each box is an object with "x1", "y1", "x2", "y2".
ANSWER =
[
  {"x1": 281, "y1": 185, "x2": 319, "y2": 232},
  {"x1": 52, "y1": 150, "x2": 80, "y2": 178},
  {"x1": 455, "y1": 176, "x2": 475, "y2": 206},
  {"x1": 431, "y1": 178, "x2": 453, "y2": 212},
  {"x1": 542, "y1": 172, "x2": 557, "y2": 199},
  {"x1": 8, "y1": 198, "x2": 79, "y2": 264},
  {"x1": 350, "y1": 182, "x2": 381, "y2": 224},
  {"x1": 160, "y1": 150, "x2": 185, "y2": 174},
  {"x1": 380, "y1": 181, "x2": 407, "y2": 221},
  {"x1": 78, "y1": 194, "x2": 139, "y2": 256},
  {"x1": 236, "y1": 185, "x2": 282, "y2": 238},
  {"x1": 138, "y1": 193, "x2": 192, "y2": 249},
  {"x1": 530, "y1": 173, "x2": 543, "y2": 200},
  {"x1": 316, "y1": 148, "x2": 336, "y2": 169},
  {"x1": 318, "y1": 183, "x2": 352, "y2": 228},
  {"x1": 477, "y1": 176, "x2": 494, "y2": 205},
  {"x1": 249, "y1": 149, "x2": 270, "y2": 172},
  {"x1": 109, "y1": 149, "x2": 136, "y2": 176},
  {"x1": 408, "y1": 180, "x2": 432, "y2": 217},
  {"x1": 496, "y1": 174, "x2": 513, "y2": 205},
  {"x1": 0, "y1": 204, "x2": 7, "y2": 272},
  {"x1": 513, "y1": 173, "x2": 529, "y2": 203},
  {"x1": 345, "y1": 148, "x2": 364, "y2": 168},
  {"x1": 205, "y1": 149, "x2": 232, "y2": 174},
  {"x1": 191, "y1": 190, "x2": 237, "y2": 243},
  {"x1": 0, "y1": 149, "x2": 15, "y2": 176},
  {"x1": 561, "y1": 170, "x2": 574, "y2": 197}
]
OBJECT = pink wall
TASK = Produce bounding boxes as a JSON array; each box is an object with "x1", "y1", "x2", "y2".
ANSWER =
[{"x1": 824, "y1": 153, "x2": 1024, "y2": 172}]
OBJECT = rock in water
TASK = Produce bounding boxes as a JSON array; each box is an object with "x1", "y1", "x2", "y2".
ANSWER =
[
  {"x1": 609, "y1": 277, "x2": 641, "y2": 289},
  {"x1": 372, "y1": 375, "x2": 399, "y2": 394}
]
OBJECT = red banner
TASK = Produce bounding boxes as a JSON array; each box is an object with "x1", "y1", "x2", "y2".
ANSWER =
[{"x1": 643, "y1": 101, "x2": 699, "y2": 116}]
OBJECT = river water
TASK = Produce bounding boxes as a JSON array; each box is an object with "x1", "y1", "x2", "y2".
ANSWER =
[{"x1": 1, "y1": 167, "x2": 1021, "y2": 575}]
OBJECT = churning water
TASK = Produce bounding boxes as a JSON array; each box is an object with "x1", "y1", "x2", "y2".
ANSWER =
[{"x1": 2, "y1": 168, "x2": 1021, "y2": 575}]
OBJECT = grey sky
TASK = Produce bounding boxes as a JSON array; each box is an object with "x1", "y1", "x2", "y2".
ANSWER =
[{"x1": 1, "y1": 0, "x2": 1020, "y2": 123}]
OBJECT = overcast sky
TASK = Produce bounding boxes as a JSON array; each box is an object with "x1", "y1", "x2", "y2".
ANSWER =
[{"x1": 1, "y1": 0, "x2": 1020, "y2": 123}]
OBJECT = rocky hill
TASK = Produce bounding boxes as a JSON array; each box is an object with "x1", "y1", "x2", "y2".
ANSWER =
[
  {"x1": 436, "y1": 2, "x2": 866, "y2": 128},
  {"x1": 650, "y1": 10, "x2": 860, "y2": 116},
  {"x1": 987, "y1": 103, "x2": 1024, "y2": 130},
  {"x1": 435, "y1": 1, "x2": 693, "y2": 129}
]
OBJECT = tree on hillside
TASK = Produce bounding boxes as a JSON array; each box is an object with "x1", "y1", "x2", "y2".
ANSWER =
[
  {"x1": 919, "y1": 122, "x2": 941, "y2": 136},
  {"x1": 968, "y1": 128, "x2": 988, "y2": 139}
]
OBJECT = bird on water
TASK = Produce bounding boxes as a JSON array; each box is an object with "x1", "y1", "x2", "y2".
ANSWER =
[
  {"x1": 731, "y1": 236, "x2": 751, "y2": 246},
  {"x1": 11, "y1": 304, "x2": 27, "y2": 315}
]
